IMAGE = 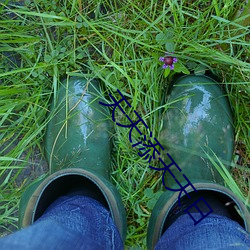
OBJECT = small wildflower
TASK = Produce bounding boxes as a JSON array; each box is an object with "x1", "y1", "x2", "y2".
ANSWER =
[{"x1": 159, "y1": 53, "x2": 177, "y2": 70}]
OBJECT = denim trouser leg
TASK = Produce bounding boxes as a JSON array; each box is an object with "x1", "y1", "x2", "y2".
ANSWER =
[
  {"x1": 0, "y1": 196, "x2": 123, "y2": 250},
  {"x1": 1, "y1": 196, "x2": 250, "y2": 250},
  {"x1": 155, "y1": 213, "x2": 250, "y2": 250}
]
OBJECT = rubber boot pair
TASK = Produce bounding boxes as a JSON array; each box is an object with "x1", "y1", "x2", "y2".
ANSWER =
[{"x1": 19, "y1": 75, "x2": 250, "y2": 249}]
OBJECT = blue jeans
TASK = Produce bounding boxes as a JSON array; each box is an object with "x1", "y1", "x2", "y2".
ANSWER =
[{"x1": 0, "y1": 196, "x2": 249, "y2": 249}]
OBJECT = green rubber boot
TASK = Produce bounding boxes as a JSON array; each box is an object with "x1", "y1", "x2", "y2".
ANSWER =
[
  {"x1": 147, "y1": 75, "x2": 250, "y2": 249},
  {"x1": 19, "y1": 77, "x2": 127, "y2": 242}
]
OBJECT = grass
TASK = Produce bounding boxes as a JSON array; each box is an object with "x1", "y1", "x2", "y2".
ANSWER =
[{"x1": 0, "y1": 0, "x2": 249, "y2": 248}]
